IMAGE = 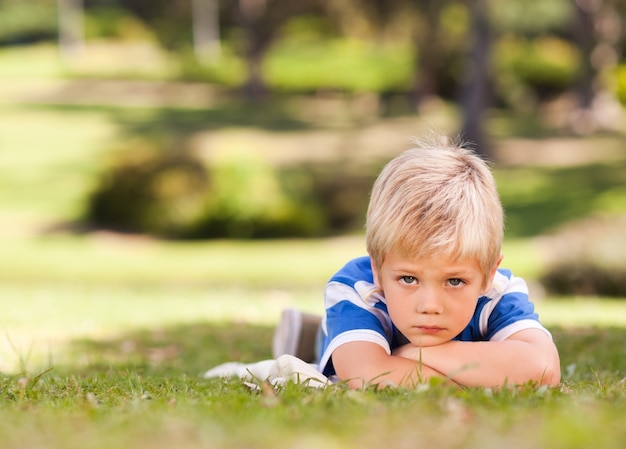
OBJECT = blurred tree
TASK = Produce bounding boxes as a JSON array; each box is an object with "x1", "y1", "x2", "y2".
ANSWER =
[
  {"x1": 58, "y1": 0, "x2": 85, "y2": 59},
  {"x1": 569, "y1": 0, "x2": 623, "y2": 133},
  {"x1": 112, "y1": 0, "x2": 192, "y2": 49},
  {"x1": 408, "y1": 0, "x2": 456, "y2": 107},
  {"x1": 109, "y1": 0, "x2": 327, "y2": 99},
  {"x1": 74, "y1": 0, "x2": 623, "y2": 127},
  {"x1": 343, "y1": 0, "x2": 491, "y2": 152},
  {"x1": 234, "y1": 0, "x2": 326, "y2": 101},
  {"x1": 459, "y1": 0, "x2": 492, "y2": 157},
  {"x1": 0, "y1": 0, "x2": 58, "y2": 45},
  {"x1": 489, "y1": 0, "x2": 623, "y2": 132},
  {"x1": 331, "y1": 0, "x2": 467, "y2": 105},
  {"x1": 572, "y1": 0, "x2": 597, "y2": 121},
  {"x1": 191, "y1": 0, "x2": 221, "y2": 63}
]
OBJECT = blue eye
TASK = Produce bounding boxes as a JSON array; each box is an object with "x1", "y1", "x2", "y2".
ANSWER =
[
  {"x1": 400, "y1": 276, "x2": 417, "y2": 285},
  {"x1": 448, "y1": 278, "x2": 463, "y2": 287}
]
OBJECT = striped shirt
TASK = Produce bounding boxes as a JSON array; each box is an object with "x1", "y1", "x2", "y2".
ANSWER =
[{"x1": 319, "y1": 256, "x2": 550, "y2": 377}]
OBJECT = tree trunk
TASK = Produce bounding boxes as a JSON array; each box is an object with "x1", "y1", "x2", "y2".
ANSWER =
[
  {"x1": 410, "y1": 0, "x2": 443, "y2": 110},
  {"x1": 572, "y1": 0, "x2": 596, "y2": 111},
  {"x1": 191, "y1": 0, "x2": 221, "y2": 64},
  {"x1": 569, "y1": 0, "x2": 623, "y2": 134},
  {"x1": 239, "y1": 0, "x2": 270, "y2": 102},
  {"x1": 244, "y1": 40, "x2": 267, "y2": 101},
  {"x1": 459, "y1": 0, "x2": 491, "y2": 159},
  {"x1": 58, "y1": 0, "x2": 84, "y2": 61}
]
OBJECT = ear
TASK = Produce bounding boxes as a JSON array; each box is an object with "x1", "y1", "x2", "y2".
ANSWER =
[
  {"x1": 484, "y1": 254, "x2": 504, "y2": 293},
  {"x1": 370, "y1": 258, "x2": 381, "y2": 288}
]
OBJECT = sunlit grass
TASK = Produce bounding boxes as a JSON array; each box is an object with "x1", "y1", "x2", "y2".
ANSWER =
[
  {"x1": 0, "y1": 44, "x2": 63, "y2": 78},
  {"x1": 0, "y1": 106, "x2": 116, "y2": 224},
  {"x1": 1, "y1": 277, "x2": 625, "y2": 449},
  {"x1": 0, "y1": 43, "x2": 625, "y2": 449},
  {"x1": 0, "y1": 231, "x2": 546, "y2": 293},
  {"x1": 3, "y1": 282, "x2": 625, "y2": 372},
  {"x1": 0, "y1": 234, "x2": 366, "y2": 286}
]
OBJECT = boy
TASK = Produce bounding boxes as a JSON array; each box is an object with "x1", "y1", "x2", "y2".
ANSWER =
[{"x1": 273, "y1": 137, "x2": 560, "y2": 388}]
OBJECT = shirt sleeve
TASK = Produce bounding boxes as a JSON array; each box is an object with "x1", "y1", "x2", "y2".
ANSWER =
[
  {"x1": 318, "y1": 258, "x2": 395, "y2": 376},
  {"x1": 481, "y1": 270, "x2": 552, "y2": 341}
]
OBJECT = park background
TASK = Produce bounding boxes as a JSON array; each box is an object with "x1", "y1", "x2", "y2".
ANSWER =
[{"x1": 1, "y1": 1, "x2": 626, "y2": 448}]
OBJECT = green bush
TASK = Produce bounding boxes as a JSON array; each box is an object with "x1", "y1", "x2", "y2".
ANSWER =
[
  {"x1": 177, "y1": 45, "x2": 247, "y2": 86},
  {"x1": 190, "y1": 153, "x2": 327, "y2": 239},
  {"x1": 84, "y1": 6, "x2": 155, "y2": 42},
  {"x1": 539, "y1": 214, "x2": 626, "y2": 297},
  {"x1": 493, "y1": 35, "x2": 580, "y2": 107},
  {"x1": 0, "y1": 1, "x2": 57, "y2": 45},
  {"x1": 87, "y1": 142, "x2": 210, "y2": 237},
  {"x1": 264, "y1": 38, "x2": 414, "y2": 93},
  {"x1": 85, "y1": 142, "x2": 338, "y2": 239}
]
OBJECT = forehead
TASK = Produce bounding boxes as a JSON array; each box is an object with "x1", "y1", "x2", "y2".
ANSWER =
[{"x1": 381, "y1": 250, "x2": 482, "y2": 274}]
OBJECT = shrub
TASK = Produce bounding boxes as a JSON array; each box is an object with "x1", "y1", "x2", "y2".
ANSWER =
[
  {"x1": 177, "y1": 45, "x2": 247, "y2": 86},
  {"x1": 84, "y1": 6, "x2": 155, "y2": 42},
  {"x1": 538, "y1": 214, "x2": 626, "y2": 297},
  {"x1": 264, "y1": 38, "x2": 414, "y2": 93},
  {"x1": 87, "y1": 142, "x2": 210, "y2": 237},
  {"x1": 0, "y1": 2, "x2": 57, "y2": 45},
  {"x1": 493, "y1": 35, "x2": 579, "y2": 107},
  {"x1": 190, "y1": 154, "x2": 327, "y2": 239},
  {"x1": 85, "y1": 141, "x2": 334, "y2": 239}
]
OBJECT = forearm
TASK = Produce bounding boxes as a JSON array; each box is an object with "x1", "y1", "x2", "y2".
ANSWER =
[
  {"x1": 332, "y1": 342, "x2": 454, "y2": 389},
  {"x1": 393, "y1": 333, "x2": 561, "y2": 387}
]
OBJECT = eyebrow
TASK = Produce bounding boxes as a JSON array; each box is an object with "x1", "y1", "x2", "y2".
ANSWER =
[
  {"x1": 389, "y1": 264, "x2": 479, "y2": 277},
  {"x1": 441, "y1": 271, "x2": 483, "y2": 282}
]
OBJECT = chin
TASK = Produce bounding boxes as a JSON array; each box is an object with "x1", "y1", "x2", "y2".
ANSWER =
[{"x1": 408, "y1": 336, "x2": 449, "y2": 347}]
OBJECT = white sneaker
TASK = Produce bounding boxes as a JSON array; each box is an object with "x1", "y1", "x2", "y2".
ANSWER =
[{"x1": 272, "y1": 308, "x2": 322, "y2": 363}]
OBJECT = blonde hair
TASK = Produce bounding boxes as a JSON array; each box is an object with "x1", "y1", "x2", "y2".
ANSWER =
[{"x1": 365, "y1": 136, "x2": 503, "y2": 285}]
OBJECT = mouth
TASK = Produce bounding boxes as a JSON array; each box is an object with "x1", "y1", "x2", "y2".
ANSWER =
[{"x1": 414, "y1": 325, "x2": 445, "y2": 334}]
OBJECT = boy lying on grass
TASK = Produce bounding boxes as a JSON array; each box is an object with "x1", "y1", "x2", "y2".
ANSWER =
[{"x1": 206, "y1": 136, "x2": 561, "y2": 389}]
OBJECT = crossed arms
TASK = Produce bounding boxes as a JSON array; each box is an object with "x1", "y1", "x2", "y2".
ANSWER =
[{"x1": 331, "y1": 328, "x2": 561, "y2": 389}]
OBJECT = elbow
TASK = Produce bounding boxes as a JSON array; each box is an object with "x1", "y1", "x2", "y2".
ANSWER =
[
  {"x1": 505, "y1": 343, "x2": 561, "y2": 388},
  {"x1": 516, "y1": 337, "x2": 561, "y2": 387},
  {"x1": 532, "y1": 349, "x2": 561, "y2": 387},
  {"x1": 542, "y1": 359, "x2": 561, "y2": 387}
]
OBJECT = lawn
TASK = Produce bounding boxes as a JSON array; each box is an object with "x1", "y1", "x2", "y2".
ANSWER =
[
  {"x1": 1, "y1": 44, "x2": 626, "y2": 449},
  {"x1": 1, "y1": 232, "x2": 625, "y2": 449},
  {"x1": 1, "y1": 279, "x2": 626, "y2": 449}
]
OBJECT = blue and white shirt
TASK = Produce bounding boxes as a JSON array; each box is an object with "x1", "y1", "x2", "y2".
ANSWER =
[{"x1": 318, "y1": 256, "x2": 551, "y2": 377}]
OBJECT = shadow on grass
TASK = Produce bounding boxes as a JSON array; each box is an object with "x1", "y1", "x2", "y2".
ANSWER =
[
  {"x1": 497, "y1": 160, "x2": 626, "y2": 237},
  {"x1": 551, "y1": 326, "x2": 626, "y2": 383},
  {"x1": 56, "y1": 321, "x2": 274, "y2": 378},
  {"x1": 21, "y1": 99, "x2": 316, "y2": 136}
]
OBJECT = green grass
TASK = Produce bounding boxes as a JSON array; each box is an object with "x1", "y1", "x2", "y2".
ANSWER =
[
  {"x1": 0, "y1": 105, "x2": 115, "y2": 226},
  {"x1": 496, "y1": 159, "x2": 626, "y2": 237},
  {"x1": 0, "y1": 44, "x2": 63, "y2": 79},
  {"x1": 1, "y1": 283, "x2": 626, "y2": 449},
  {"x1": 0, "y1": 375, "x2": 623, "y2": 449},
  {"x1": 265, "y1": 38, "x2": 414, "y2": 92},
  {"x1": 1, "y1": 43, "x2": 625, "y2": 449},
  {"x1": 0, "y1": 234, "x2": 365, "y2": 288},
  {"x1": 1, "y1": 232, "x2": 623, "y2": 449}
]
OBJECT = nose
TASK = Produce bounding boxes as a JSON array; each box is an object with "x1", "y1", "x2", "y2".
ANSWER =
[{"x1": 415, "y1": 286, "x2": 443, "y2": 314}]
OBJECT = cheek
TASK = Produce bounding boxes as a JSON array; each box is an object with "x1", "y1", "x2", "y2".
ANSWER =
[
  {"x1": 453, "y1": 296, "x2": 480, "y2": 321},
  {"x1": 385, "y1": 293, "x2": 411, "y2": 322}
]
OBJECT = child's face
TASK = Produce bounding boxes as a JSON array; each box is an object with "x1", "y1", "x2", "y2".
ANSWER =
[{"x1": 372, "y1": 251, "x2": 498, "y2": 347}]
